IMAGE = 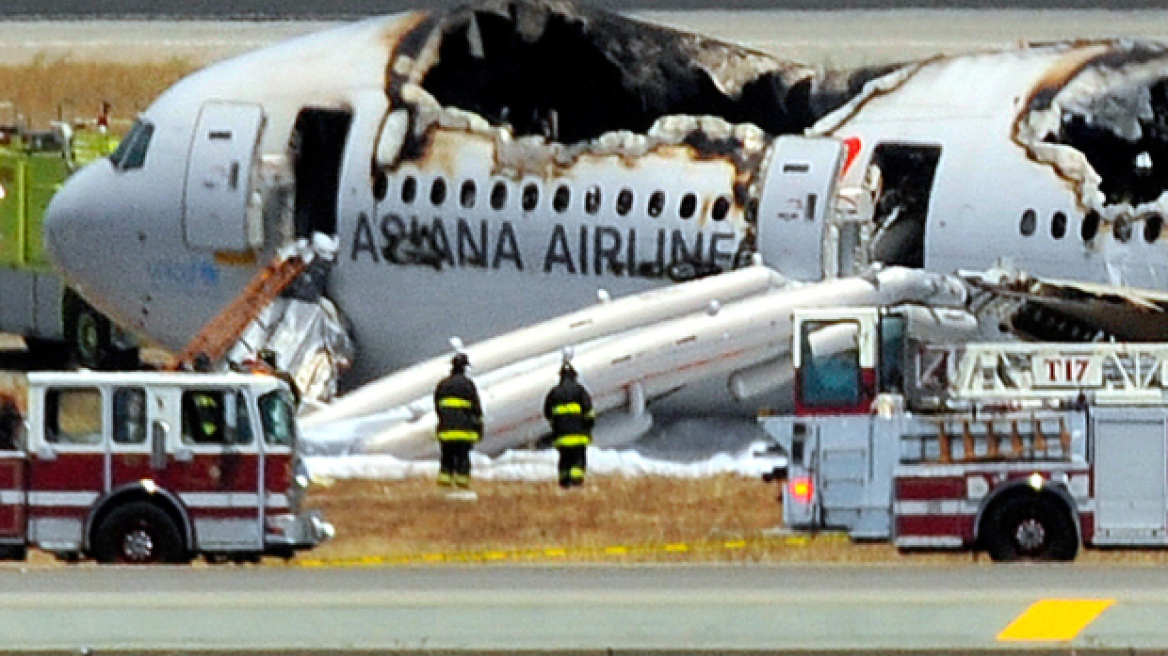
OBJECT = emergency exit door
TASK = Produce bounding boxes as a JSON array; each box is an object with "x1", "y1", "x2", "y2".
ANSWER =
[
  {"x1": 755, "y1": 136, "x2": 845, "y2": 281},
  {"x1": 1093, "y1": 407, "x2": 1168, "y2": 545},
  {"x1": 183, "y1": 102, "x2": 265, "y2": 252}
]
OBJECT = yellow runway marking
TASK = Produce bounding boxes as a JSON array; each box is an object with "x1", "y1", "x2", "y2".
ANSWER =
[
  {"x1": 997, "y1": 599, "x2": 1114, "y2": 642},
  {"x1": 290, "y1": 532, "x2": 850, "y2": 568}
]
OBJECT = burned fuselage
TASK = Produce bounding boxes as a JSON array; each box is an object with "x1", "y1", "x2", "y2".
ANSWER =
[
  {"x1": 366, "y1": 0, "x2": 893, "y2": 283},
  {"x1": 45, "y1": 1, "x2": 1168, "y2": 395}
]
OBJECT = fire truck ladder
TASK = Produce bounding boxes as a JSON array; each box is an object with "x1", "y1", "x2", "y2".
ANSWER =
[
  {"x1": 918, "y1": 342, "x2": 1168, "y2": 402},
  {"x1": 167, "y1": 252, "x2": 308, "y2": 371}
]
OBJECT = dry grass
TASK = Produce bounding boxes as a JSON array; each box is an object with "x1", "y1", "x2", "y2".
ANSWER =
[
  {"x1": 301, "y1": 475, "x2": 941, "y2": 565},
  {"x1": 0, "y1": 59, "x2": 195, "y2": 129},
  {"x1": 299, "y1": 476, "x2": 1168, "y2": 566}
]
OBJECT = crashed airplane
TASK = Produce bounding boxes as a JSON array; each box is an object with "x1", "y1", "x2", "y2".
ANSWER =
[{"x1": 40, "y1": 0, "x2": 1168, "y2": 455}]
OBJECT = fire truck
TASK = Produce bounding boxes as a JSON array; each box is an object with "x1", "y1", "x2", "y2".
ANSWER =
[
  {"x1": 0, "y1": 119, "x2": 130, "y2": 369},
  {"x1": 0, "y1": 370, "x2": 331, "y2": 563},
  {"x1": 762, "y1": 305, "x2": 1168, "y2": 562}
]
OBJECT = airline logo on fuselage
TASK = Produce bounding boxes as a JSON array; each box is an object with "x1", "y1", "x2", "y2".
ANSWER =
[{"x1": 349, "y1": 213, "x2": 740, "y2": 277}]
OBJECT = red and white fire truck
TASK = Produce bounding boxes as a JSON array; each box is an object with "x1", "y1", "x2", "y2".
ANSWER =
[
  {"x1": 762, "y1": 305, "x2": 1168, "y2": 561},
  {"x1": 0, "y1": 370, "x2": 331, "y2": 563}
]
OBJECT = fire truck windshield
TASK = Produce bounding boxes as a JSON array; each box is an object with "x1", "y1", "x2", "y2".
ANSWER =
[{"x1": 259, "y1": 390, "x2": 296, "y2": 447}]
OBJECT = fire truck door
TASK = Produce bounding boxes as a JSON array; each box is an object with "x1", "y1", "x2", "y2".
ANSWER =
[
  {"x1": 108, "y1": 386, "x2": 152, "y2": 489},
  {"x1": 27, "y1": 385, "x2": 107, "y2": 550},
  {"x1": 256, "y1": 390, "x2": 295, "y2": 517},
  {"x1": 1093, "y1": 407, "x2": 1168, "y2": 545},
  {"x1": 170, "y1": 389, "x2": 263, "y2": 551}
]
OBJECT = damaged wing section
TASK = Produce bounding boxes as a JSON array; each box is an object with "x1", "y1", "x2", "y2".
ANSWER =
[
  {"x1": 966, "y1": 267, "x2": 1168, "y2": 342},
  {"x1": 1018, "y1": 41, "x2": 1168, "y2": 224}
]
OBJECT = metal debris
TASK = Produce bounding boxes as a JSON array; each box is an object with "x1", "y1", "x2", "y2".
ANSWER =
[{"x1": 964, "y1": 266, "x2": 1168, "y2": 342}]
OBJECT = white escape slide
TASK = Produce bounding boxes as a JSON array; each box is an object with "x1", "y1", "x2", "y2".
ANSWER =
[{"x1": 300, "y1": 265, "x2": 969, "y2": 458}]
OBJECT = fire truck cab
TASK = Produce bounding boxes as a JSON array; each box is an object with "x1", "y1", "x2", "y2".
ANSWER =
[
  {"x1": 764, "y1": 306, "x2": 1168, "y2": 561},
  {"x1": 0, "y1": 370, "x2": 331, "y2": 563}
]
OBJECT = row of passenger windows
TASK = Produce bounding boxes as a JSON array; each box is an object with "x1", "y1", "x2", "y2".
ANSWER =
[
  {"x1": 1019, "y1": 209, "x2": 1165, "y2": 244},
  {"x1": 373, "y1": 173, "x2": 732, "y2": 222}
]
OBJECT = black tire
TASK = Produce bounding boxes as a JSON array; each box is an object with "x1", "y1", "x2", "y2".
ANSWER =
[
  {"x1": 63, "y1": 290, "x2": 114, "y2": 370},
  {"x1": 983, "y1": 494, "x2": 1078, "y2": 562},
  {"x1": 92, "y1": 502, "x2": 187, "y2": 564}
]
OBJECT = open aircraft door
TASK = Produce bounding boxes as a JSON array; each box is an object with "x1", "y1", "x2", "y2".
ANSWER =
[
  {"x1": 756, "y1": 136, "x2": 845, "y2": 281},
  {"x1": 183, "y1": 102, "x2": 265, "y2": 252}
]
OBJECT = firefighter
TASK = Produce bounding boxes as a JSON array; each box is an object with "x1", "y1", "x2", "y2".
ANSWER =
[
  {"x1": 434, "y1": 353, "x2": 482, "y2": 488},
  {"x1": 257, "y1": 349, "x2": 302, "y2": 407},
  {"x1": 543, "y1": 360, "x2": 595, "y2": 488}
]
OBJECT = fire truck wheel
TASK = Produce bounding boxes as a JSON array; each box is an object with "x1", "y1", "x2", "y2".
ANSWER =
[
  {"x1": 92, "y1": 502, "x2": 187, "y2": 565},
  {"x1": 983, "y1": 494, "x2": 1078, "y2": 563}
]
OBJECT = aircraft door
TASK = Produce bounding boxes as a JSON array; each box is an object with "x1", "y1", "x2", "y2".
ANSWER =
[
  {"x1": 183, "y1": 102, "x2": 265, "y2": 252},
  {"x1": 756, "y1": 136, "x2": 845, "y2": 281}
]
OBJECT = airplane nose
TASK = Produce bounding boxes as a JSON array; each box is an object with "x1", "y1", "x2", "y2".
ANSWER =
[{"x1": 44, "y1": 161, "x2": 116, "y2": 287}]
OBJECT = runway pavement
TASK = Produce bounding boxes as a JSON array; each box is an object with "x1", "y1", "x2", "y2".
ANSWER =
[
  {"x1": 2, "y1": 564, "x2": 1168, "y2": 652},
  {"x1": 4, "y1": 10, "x2": 1168, "y2": 66}
]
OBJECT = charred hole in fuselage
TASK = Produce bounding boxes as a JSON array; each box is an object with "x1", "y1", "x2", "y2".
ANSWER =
[
  {"x1": 293, "y1": 108, "x2": 353, "y2": 238},
  {"x1": 1043, "y1": 65, "x2": 1168, "y2": 207},
  {"x1": 868, "y1": 143, "x2": 941, "y2": 269},
  {"x1": 412, "y1": 0, "x2": 864, "y2": 145}
]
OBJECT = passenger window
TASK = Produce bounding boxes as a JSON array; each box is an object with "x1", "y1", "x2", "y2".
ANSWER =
[
  {"x1": 522, "y1": 183, "x2": 539, "y2": 212},
  {"x1": 616, "y1": 189, "x2": 634, "y2": 216},
  {"x1": 109, "y1": 119, "x2": 154, "y2": 171},
  {"x1": 112, "y1": 388, "x2": 147, "y2": 445},
  {"x1": 430, "y1": 178, "x2": 447, "y2": 206},
  {"x1": 490, "y1": 182, "x2": 507, "y2": 210},
  {"x1": 44, "y1": 388, "x2": 103, "y2": 446},
  {"x1": 1019, "y1": 209, "x2": 1036, "y2": 236},
  {"x1": 1115, "y1": 217, "x2": 1133, "y2": 243},
  {"x1": 1081, "y1": 211, "x2": 1100, "y2": 241},
  {"x1": 1145, "y1": 214, "x2": 1163, "y2": 243},
  {"x1": 679, "y1": 193, "x2": 697, "y2": 220},
  {"x1": 401, "y1": 176, "x2": 417, "y2": 204},
  {"x1": 800, "y1": 321, "x2": 862, "y2": 408},
  {"x1": 711, "y1": 196, "x2": 731, "y2": 222},
  {"x1": 1051, "y1": 211, "x2": 1067, "y2": 239},
  {"x1": 553, "y1": 185, "x2": 570, "y2": 213},
  {"x1": 182, "y1": 390, "x2": 251, "y2": 446},
  {"x1": 648, "y1": 191, "x2": 665, "y2": 218},
  {"x1": 585, "y1": 186, "x2": 601, "y2": 215},
  {"x1": 372, "y1": 172, "x2": 389, "y2": 201},
  {"x1": 460, "y1": 180, "x2": 476, "y2": 209}
]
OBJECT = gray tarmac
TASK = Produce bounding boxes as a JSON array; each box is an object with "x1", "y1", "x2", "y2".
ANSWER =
[
  {"x1": 0, "y1": 563, "x2": 1167, "y2": 652},
  {"x1": 5, "y1": 10, "x2": 1168, "y2": 67}
]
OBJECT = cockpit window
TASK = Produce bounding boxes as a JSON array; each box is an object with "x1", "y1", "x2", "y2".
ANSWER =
[{"x1": 109, "y1": 119, "x2": 154, "y2": 171}]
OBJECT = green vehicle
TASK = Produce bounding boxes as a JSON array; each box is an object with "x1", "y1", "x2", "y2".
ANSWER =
[{"x1": 0, "y1": 124, "x2": 136, "y2": 368}]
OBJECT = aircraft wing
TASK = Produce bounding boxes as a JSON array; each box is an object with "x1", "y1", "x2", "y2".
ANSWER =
[{"x1": 963, "y1": 268, "x2": 1168, "y2": 342}]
